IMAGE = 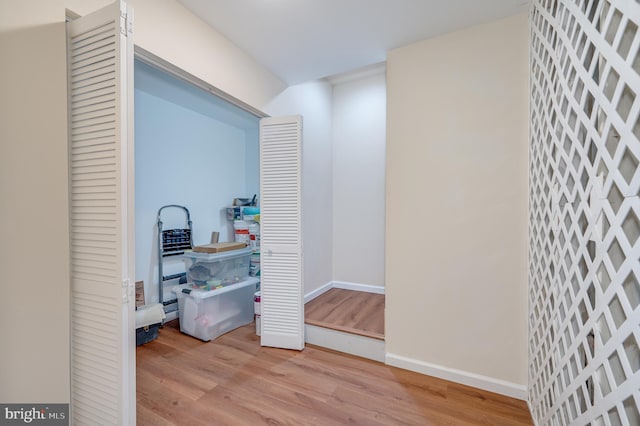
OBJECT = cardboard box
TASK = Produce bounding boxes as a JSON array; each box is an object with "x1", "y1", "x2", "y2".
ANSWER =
[
  {"x1": 135, "y1": 281, "x2": 145, "y2": 308},
  {"x1": 192, "y1": 242, "x2": 247, "y2": 254}
]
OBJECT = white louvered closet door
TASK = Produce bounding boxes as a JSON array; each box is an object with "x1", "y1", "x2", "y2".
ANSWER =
[
  {"x1": 260, "y1": 115, "x2": 305, "y2": 350},
  {"x1": 67, "y1": 1, "x2": 136, "y2": 424}
]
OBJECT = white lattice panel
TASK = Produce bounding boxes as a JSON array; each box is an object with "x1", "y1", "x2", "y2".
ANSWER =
[{"x1": 529, "y1": 0, "x2": 640, "y2": 425}]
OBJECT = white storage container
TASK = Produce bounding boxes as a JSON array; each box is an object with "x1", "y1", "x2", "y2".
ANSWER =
[
  {"x1": 135, "y1": 303, "x2": 165, "y2": 346},
  {"x1": 183, "y1": 247, "x2": 252, "y2": 286},
  {"x1": 172, "y1": 277, "x2": 259, "y2": 341},
  {"x1": 233, "y1": 220, "x2": 250, "y2": 244}
]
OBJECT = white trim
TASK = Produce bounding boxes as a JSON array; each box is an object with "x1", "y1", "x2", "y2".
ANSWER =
[
  {"x1": 134, "y1": 46, "x2": 268, "y2": 119},
  {"x1": 303, "y1": 282, "x2": 333, "y2": 304},
  {"x1": 385, "y1": 353, "x2": 528, "y2": 401},
  {"x1": 304, "y1": 281, "x2": 385, "y2": 303},
  {"x1": 332, "y1": 281, "x2": 385, "y2": 294},
  {"x1": 306, "y1": 324, "x2": 385, "y2": 362},
  {"x1": 65, "y1": 8, "x2": 80, "y2": 21}
]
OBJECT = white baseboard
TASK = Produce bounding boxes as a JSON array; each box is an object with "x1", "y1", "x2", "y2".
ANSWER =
[
  {"x1": 304, "y1": 280, "x2": 385, "y2": 304},
  {"x1": 306, "y1": 324, "x2": 385, "y2": 362},
  {"x1": 304, "y1": 281, "x2": 334, "y2": 304},
  {"x1": 332, "y1": 281, "x2": 385, "y2": 294},
  {"x1": 385, "y1": 353, "x2": 528, "y2": 401}
]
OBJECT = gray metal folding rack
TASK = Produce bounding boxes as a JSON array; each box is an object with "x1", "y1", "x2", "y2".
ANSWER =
[{"x1": 157, "y1": 205, "x2": 193, "y2": 315}]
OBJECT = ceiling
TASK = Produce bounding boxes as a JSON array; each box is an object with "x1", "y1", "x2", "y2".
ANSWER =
[{"x1": 177, "y1": 0, "x2": 531, "y2": 85}]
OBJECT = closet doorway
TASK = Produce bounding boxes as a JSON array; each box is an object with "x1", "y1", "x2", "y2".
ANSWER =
[
  {"x1": 133, "y1": 52, "x2": 262, "y2": 318},
  {"x1": 133, "y1": 52, "x2": 305, "y2": 351}
]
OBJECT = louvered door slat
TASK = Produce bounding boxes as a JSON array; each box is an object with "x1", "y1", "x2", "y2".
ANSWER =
[
  {"x1": 71, "y1": 94, "x2": 117, "y2": 111},
  {"x1": 71, "y1": 65, "x2": 116, "y2": 84},
  {"x1": 67, "y1": 1, "x2": 135, "y2": 424},
  {"x1": 260, "y1": 115, "x2": 304, "y2": 350}
]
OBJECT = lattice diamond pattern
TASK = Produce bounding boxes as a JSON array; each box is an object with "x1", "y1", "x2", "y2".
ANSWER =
[{"x1": 530, "y1": 1, "x2": 640, "y2": 425}]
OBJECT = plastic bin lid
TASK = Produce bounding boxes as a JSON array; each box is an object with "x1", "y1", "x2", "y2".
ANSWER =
[
  {"x1": 182, "y1": 246, "x2": 252, "y2": 261},
  {"x1": 172, "y1": 276, "x2": 259, "y2": 299},
  {"x1": 135, "y1": 303, "x2": 166, "y2": 328},
  {"x1": 242, "y1": 207, "x2": 260, "y2": 215}
]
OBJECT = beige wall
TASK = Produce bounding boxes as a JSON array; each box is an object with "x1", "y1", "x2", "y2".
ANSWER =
[
  {"x1": 0, "y1": 2, "x2": 71, "y2": 403},
  {"x1": 66, "y1": 0, "x2": 286, "y2": 111},
  {"x1": 130, "y1": 0, "x2": 286, "y2": 110},
  {"x1": 385, "y1": 13, "x2": 529, "y2": 390},
  {"x1": 0, "y1": 0, "x2": 284, "y2": 403}
]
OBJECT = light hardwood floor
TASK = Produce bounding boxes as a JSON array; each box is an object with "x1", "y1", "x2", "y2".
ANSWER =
[
  {"x1": 305, "y1": 288, "x2": 385, "y2": 340},
  {"x1": 137, "y1": 321, "x2": 532, "y2": 425}
]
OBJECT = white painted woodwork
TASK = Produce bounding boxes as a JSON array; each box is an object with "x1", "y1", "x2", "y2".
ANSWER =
[
  {"x1": 67, "y1": 1, "x2": 136, "y2": 423},
  {"x1": 259, "y1": 115, "x2": 305, "y2": 350},
  {"x1": 529, "y1": 1, "x2": 640, "y2": 424}
]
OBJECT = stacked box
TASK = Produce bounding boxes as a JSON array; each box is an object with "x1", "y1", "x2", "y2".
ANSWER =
[
  {"x1": 173, "y1": 277, "x2": 259, "y2": 342},
  {"x1": 183, "y1": 247, "x2": 252, "y2": 287}
]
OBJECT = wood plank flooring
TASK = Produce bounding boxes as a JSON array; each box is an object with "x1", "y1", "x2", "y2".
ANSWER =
[
  {"x1": 305, "y1": 288, "x2": 385, "y2": 340},
  {"x1": 136, "y1": 320, "x2": 532, "y2": 425}
]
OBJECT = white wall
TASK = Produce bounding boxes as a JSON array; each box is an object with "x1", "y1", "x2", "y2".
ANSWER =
[
  {"x1": 265, "y1": 68, "x2": 387, "y2": 294},
  {"x1": 385, "y1": 13, "x2": 529, "y2": 395},
  {"x1": 266, "y1": 82, "x2": 334, "y2": 295},
  {"x1": 134, "y1": 63, "x2": 259, "y2": 302},
  {"x1": 245, "y1": 125, "x2": 260, "y2": 198},
  {"x1": 0, "y1": 0, "x2": 283, "y2": 403},
  {"x1": 331, "y1": 68, "x2": 386, "y2": 287}
]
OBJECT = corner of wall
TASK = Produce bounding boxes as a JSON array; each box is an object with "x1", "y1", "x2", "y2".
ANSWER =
[
  {"x1": 385, "y1": 353, "x2": 528, "y2": 401},
  {"x1": 385, "y1": 12, "x2": 529, "y2": 389}
]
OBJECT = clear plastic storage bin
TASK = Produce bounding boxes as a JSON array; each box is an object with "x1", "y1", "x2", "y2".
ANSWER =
[
  {"x1": 172, "y1": 277, "x2": 259, "y2": 342},
  {"x1": 183, "y1": 247, "x2": 252, "y2": 286}
]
